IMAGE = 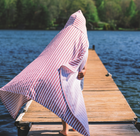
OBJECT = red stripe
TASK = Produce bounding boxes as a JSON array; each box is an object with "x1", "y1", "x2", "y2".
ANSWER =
[{"x1": 0, "y1": 10, "x2": 90, "y2": 136}]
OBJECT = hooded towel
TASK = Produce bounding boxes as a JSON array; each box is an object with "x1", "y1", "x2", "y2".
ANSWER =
[{"x1": 0, "y1": 10, "x2": 90, "y2": 136}]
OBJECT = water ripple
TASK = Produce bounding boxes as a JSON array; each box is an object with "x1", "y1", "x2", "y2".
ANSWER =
[{"x1": 0, "y1": 30, "x2": 140, "y2": 135}]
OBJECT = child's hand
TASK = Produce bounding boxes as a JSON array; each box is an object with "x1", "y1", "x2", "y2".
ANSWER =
[{"x1": 77, "y1": 67, "x2": 86, "y2": 80}]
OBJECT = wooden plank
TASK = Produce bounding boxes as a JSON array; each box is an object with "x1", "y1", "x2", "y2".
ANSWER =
[
  {"x1": 27, "y1": 124, "x2": 140, "y2": 136},
  {"x1": 83, "y1": 50, "x2": 119, "y2": 91},
  {"x1": 22, "y1": 90, "x2": 136, "y2": 122},
  {"x1": 21, "y1": 50, "x2": 136, "y2": 123},
  {"x1": 22, "y1": 49, "x2": 139, "y2": 135}
]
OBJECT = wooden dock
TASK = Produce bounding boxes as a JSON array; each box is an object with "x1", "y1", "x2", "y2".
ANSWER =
[{"x1": 15, "y1": 50, "x2": 139, "y2": 136}]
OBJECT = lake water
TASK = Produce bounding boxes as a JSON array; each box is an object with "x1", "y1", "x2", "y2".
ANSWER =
[{"x1": 0, "y1": 30, "x2": 140, "y2": 135}]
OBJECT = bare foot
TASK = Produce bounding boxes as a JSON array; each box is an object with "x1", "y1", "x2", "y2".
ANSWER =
[{"x1": 59, "y1": 130, "x2": 68, "y2": 136}]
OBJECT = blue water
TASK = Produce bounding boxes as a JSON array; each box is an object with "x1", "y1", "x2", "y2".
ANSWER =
[{"x1": 0, "y1": 30, "x2": 140, "y2": 135}]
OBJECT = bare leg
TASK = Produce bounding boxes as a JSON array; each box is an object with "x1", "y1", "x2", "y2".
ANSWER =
[{"x1": 60, "y1": 120, "x2": 69, "y2": 135}]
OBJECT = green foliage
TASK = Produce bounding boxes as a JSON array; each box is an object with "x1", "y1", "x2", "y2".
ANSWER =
[
  {"x1": 0, "y1": 0, "x2": 6, "y2": 28},
  {"x1": 0, "y1": 0, "x2": 17, "y2": 28},
  {"x1": 95, "y1": 0, "x2": 104, "y2": 7},
  {"x1": 57, "y1": 0, "x2": 86, "y2": 26},
  {"x1": 103, "y1": 24, "x2": 110, "y2": 30},
  {"x1": 46, "y1": 0, "x2": 60, "y2": 26},
  {"x1": 98, "y1": 0, "x2": 105, "y2": 21},
  {"x1": 98, "y1": 22, "x2": 107, "y2": 29},
  {"x1": 23, "y1": 0, "x2": 36, "y2": 28},
  {"x1": 16, "y1": 0, "x2": 24, "y2": 26},
  {"x1": 85, "y1": 0, "x2": 99, "y2": 23},
  {"x1": 95, "y1": 0, "x2": 140, "y2": 29},
  {"x1": 0, "y1": 0, "x2": 140, "y2": 29},
  {"x1": 35, "y1": 4, "x2": 50, "y2": 28},
  {"x1": 109, "y1": 23, "x2": 116, "y2": 30},
  {"x1": 15, "y1": 0, "x2": 50, "y2": 29},
  {"x1": 104, "y1": 1, "x2": 122, "y2": 21},
  {"x1": 103, "y1": 23, "x2": 116, "y2": 30},
  {"x1": 125, "y1": 0, "x2": 137, "y2": 28},
  {"x1": 126, "y1": 0, "x2": 137, "y2": 18}
]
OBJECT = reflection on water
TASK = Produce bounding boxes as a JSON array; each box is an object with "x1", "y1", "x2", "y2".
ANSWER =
[{"x1": 0, "y1": 30, "x2": 140, "y2": 135}]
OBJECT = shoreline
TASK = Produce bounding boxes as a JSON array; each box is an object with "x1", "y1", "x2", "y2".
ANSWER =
[{"x1": 0, "y1": 28, "x2": 140, "y2": 31}]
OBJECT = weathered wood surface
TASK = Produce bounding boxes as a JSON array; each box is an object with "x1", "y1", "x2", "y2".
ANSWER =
[
  {"x1": 84, "y1": 49, "x2": 118, "y2": 91},
  {"x1": 21, "y1": 50, "x2": 136, "y2": 123},
  {"x1": 28, "y1": 124, "x2": 140, "y2": 136},
  {"x1": 17, "y1": 49, "x2": 139, "y2": 136}
]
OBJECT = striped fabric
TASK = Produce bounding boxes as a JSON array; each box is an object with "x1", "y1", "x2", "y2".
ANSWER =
[{"x1": 0, "y1": 10, "x2": 90, "y2": 136}]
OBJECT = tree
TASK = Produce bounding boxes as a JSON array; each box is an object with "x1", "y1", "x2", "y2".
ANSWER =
[
  {"x1": 46, "y1": 0, "x2": 60, "y2": 27},
  {"x1": 0, "y1": 0, "x2": 140, "y2": 29},
  {"x1": 0, "y1": 0, "x2": 6, "y2": 28},
  {"x1": 23, "y1": 0, "x2": 36, "y2": 29},
  {"x1": 58, "y1": 0, "x2": 87, "y2": 25},
  {"x1": 4, "y1": 0, "x2": 17, "y2": 28},
  {"x1": 126, "y1": 0, "x2": 137, "y2": 18},
  {"x1": 85, "y1": 0, "x2": 99, "y2": 25},
  {"x1": 104, "y1": 1, "x2": 122, "y2": 22},
  {"x1": 117, "y1": 0, "x2": 131, "y2": 28},
  {"x1": 98, "y1": 0, "x2": 105, "y2": 21},
  {"x1": 37, "y1": 4, "x2": 50, "y2": 29},
  {"x1": 16, "y1": 0, "x2": 26, "y2": 28},
  {"x1": 56, "y1": 0, "x2": 72, "y2": 26},
  {"x1": 125, "y1": 0, "x2": 137, "y2": 27},
  {"x1": 94, "y1": 0, "x2": 104, "y2": 8},
  {"x1": 68, "y1": 0, "x2": 86, "y2": 14},
  {"x1": 56, "y1": 0, "x2": 99, "y2": 28}
]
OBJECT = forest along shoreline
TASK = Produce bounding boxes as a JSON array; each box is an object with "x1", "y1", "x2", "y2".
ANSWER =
[{"x1": 0, "y1": 0, "x2": 140, "y2": 31}]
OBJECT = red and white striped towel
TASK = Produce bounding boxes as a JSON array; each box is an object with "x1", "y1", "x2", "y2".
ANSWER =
[{"x1": 0, "y1": 10, "x2": 90, "y2": 136}]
